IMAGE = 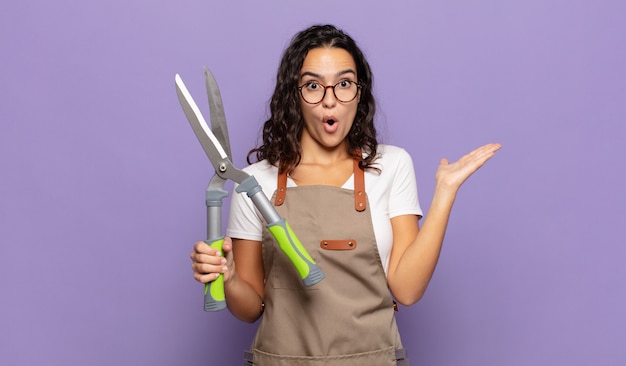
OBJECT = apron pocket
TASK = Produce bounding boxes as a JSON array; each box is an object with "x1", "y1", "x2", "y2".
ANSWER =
[{"x1": 250, "y1": 346, "x2": 399, "y2": 366}]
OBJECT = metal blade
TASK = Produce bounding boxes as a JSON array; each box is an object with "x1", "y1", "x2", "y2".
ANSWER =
[
  {"x1": 204, "y1": 67, "x2": 232, "y2": 159},
  {"x1": 175, "y1": 74, "x2": 228, "y2": 168}
]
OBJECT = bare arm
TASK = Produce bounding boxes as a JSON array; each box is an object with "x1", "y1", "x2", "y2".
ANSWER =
[
  {"x1": 387, "y1": 143, "x2": 501, "y2": 305},
  {"x1": 224, "y1": 238, "x2": 265, "y2": 322},
  {"x1": 190, "y1": 237, "x2": 265, "y2": 322}
]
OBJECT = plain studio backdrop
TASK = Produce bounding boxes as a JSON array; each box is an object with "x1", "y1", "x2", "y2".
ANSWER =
[{"x1": 1, "y1": 1, "x2": 625, "y2": 365}]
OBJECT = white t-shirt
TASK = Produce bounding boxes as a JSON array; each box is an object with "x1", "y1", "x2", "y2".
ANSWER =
[{"x1": 226, "y1": 144, "x2": 423, "y2": 274}]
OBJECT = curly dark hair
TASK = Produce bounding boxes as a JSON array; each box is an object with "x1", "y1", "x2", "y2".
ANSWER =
[{"x1": 247, "y1": 24, "x2": 379, "y2": 174}]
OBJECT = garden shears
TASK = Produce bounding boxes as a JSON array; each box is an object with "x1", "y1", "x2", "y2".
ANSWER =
[{"x1": 175, "y1": 68, "x2": 325, "y2": 312}]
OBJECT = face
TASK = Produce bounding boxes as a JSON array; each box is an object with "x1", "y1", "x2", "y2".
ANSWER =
[{"x1": 298, "y1": 47, "x2": 359, "y2": 153}]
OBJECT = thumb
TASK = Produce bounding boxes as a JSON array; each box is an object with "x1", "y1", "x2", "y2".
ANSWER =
[
  {"x1": 222, "y1": 236, "x2": 233, "y2": 254},
  {"x1": 218, "y1": 238, "x2": 235, "y2": 284},
  {"x1": 222, "y1": 237, "x2": 235, "y2": 269}
]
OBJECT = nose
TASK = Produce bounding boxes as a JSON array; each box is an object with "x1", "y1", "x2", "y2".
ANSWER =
[{"x1": 321, "y1": 85, "x2": 337, "y2": 107}]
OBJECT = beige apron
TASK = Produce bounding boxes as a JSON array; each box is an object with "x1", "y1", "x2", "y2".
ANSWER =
[{"x1": 244, "y1": 159, "x2": 410, "y2": 366}]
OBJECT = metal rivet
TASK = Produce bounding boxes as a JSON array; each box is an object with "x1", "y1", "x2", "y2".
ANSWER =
[
  {"x1": 358, "y1": 202, "x2": 364, "y2": 207},
  {"x1": 323, "y1": 242, "x2": 328, "y2": 247},
  {"x1": 358, "y1": 191, "x2": 363, "y2": 196},
  {"x1": 348, "y1": 242, "x2": 354, "y2": 247}
]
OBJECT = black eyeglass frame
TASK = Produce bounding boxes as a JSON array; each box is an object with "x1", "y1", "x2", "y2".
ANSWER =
[{"x1": 297, "y1": 80, "x2": 362, "y2": 104}]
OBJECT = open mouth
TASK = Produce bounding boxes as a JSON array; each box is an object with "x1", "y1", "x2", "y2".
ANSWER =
[{"x1": 324, "y1": 117, "x2": 336, "y2": 126}]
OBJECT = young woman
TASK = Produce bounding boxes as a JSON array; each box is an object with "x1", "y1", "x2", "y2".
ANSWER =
[{"x1": 190, "y1": 24, "x2": 501, "y2": 365}]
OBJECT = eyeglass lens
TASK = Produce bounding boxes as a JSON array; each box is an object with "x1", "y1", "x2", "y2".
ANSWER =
[{"x1": 300, "y1": 81, "x2": 359, "y2": 104}]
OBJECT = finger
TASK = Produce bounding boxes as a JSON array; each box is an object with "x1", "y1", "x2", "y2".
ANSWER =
[
  {"x1": 193, "y1": 252, "x2": 227, "y2": 266},
  {"x1": 465, "y1": 143, "x2": 501, "y2": 164},
  {"x1": 192, "y1": 261, "x2": 228, "y2": 276},
  {"x1": 221, "y1": 237, "x2": 236, "y2": 264},
  {"x1": 475, "y1": 143, "x2": 502, "y2": 157},
  {"x1": 224, "y1": 249, "x2": 235, "y2": 268},
  {"x1": 444, "y1": 143, "x2": 500, "y2": 167},
  {"x1": 463, "y1": 152, "x2": 494, "y2": 170},
  {"x1": 193, "y1": 271, "x2": 221, "y2": 284},
  {"x1": 464, "y1": 145, "x2": 492, "y2": 161},
  {"x1": 464, "y1": 149, "x2": 499, "y2": 173},
  {"x1": 469, "y1": 143, "x2": 501, "y2": 156},
  {"x1": 221, "y1": 237, "x2": 233, "y2": 253},
  {"x1": 193, "y1": 241, "x2": 222, "y2": 256},
  {"x1": 474, "y1": 143, "x2": 501, "y2": 161},
  {"x1": 449, "y1": 145, "x2": 499, "y2": 179}
]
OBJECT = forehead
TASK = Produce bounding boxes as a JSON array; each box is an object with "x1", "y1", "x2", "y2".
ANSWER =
[{"x1": 300, "y1": 47, "x2": 357, "y2": 78}]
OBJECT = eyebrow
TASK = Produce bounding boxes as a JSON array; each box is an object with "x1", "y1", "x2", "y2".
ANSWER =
[{"x1": 300, "y1": 69, "x2": 357, "y2": 80}]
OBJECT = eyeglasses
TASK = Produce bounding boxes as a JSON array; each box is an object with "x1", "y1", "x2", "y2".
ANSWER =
[{"x1": 298, "y1": 80, "x2": 361, "y2": 104}]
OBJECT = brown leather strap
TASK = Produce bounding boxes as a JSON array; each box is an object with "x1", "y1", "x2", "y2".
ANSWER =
[
  {"x1": 320, "y1": 239, "x2": 357, "y2": 250},
  {"x1": 275, "y1": 156, "x2": 366, "y2": 211},
  {"x1": 353, "y1": 157, "x2": 366, "y2": 212},
  {"x1": 275, "y1": 167, "x2": 288, "y2": 206}
]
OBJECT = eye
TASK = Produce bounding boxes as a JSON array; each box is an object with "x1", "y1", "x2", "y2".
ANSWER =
[
  {"x1": 305, "y1": 81, "x2": 321, "y2": 90},
  {"x1": 337, "y1": 80, "x2": 352, "y2": 89}
]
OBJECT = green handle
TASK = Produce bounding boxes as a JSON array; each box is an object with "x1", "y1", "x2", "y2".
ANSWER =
[
  {"x1": 267, "y1": 219, "x2": 325, "y2": 287},
  {"x1": 203, "y1": 238, "x2": 227, "y2": 311},
  {"x1": 235, "y1": 175, "x2": 325, "y2": 287}
]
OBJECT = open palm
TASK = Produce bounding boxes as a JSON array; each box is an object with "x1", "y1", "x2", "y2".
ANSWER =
[{"x1": 435, "y1": 143, "x2": 502, "y2": 191}]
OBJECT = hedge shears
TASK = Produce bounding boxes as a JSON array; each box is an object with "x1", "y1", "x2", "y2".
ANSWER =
[{"x1": 175, "y1": 68, "x2": 325, "y2": 312}]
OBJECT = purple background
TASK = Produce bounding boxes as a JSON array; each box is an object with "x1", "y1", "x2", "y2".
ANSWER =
[{"x1": 2, "y1": 1, "x2": 625, "y2": 365}]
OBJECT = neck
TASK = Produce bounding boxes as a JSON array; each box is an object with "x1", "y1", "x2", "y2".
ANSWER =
[{"x1": 299, "y1": 136, "x2": 351, "y2": 166}]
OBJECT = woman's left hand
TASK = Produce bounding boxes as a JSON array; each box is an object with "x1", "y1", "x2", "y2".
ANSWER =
[{"x1": 435, "y1": 143, "x2": 502, "y2": 192}]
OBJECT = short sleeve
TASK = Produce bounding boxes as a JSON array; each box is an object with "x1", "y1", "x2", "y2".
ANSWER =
[
  {"x1": 388, "y1": 147, "x2": 422, "y2": 219},
  {"x1": 226, "y1": 183, "x2": 264, "y2": 241},
  {"x1": 225, "y1": 162, "x2": 278, "y2": 241}
]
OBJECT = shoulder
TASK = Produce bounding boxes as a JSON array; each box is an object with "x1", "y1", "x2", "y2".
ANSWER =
[
  {"x1": 241, "y1": 160, "x2": 279, "y2": 196},
  {"x1": 363, "y1": 144, "x2": 416, "y2": 185},
  {"x1": 377, "y1": 144, "x2": 411, "y2": 158},
  {"x1": 242, "y1": 160, "x2": 278, "y2": 176},
  {"x1": 371, "y1": 144, "x2": 414, "y2": 172}
]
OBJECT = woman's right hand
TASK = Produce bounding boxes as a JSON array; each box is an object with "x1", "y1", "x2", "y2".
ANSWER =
[{"x1": 190, "y1": 237, "x2": 234, "y2": 284}]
